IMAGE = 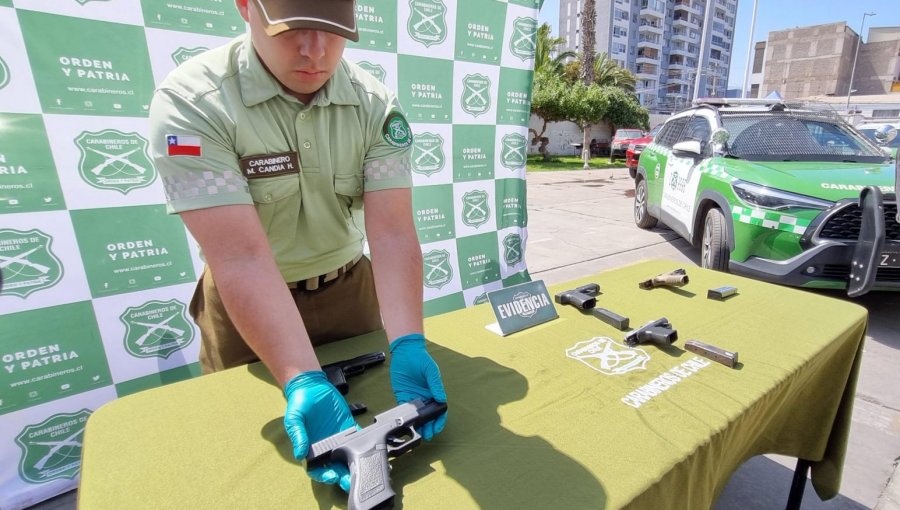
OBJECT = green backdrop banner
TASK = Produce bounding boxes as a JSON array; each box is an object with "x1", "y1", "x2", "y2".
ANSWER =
[{"x1": 0, "y1": 1, "x2": 538, "y2": 507}]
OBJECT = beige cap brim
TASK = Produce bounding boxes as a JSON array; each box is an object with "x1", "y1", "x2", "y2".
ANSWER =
[{"x1": 254, "y1": 0, "x2": 359, "y2": 42}]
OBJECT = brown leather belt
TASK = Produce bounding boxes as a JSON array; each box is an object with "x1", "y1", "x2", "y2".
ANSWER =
[{"x1": 286, "y1": 254, "x2": 363, "y2": 291}]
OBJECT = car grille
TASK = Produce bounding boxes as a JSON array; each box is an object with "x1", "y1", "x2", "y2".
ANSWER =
[
  {"x1": 817, "y1": 202, "x2": 900, "y2": 241},
  {"x1": 821, "y1": 265, "x2": 900, "y2": 283}
]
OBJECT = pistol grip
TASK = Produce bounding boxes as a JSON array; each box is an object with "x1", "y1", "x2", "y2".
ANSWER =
[
  {"x1": 348, "y1": 446, "x2": 395, "y2": 510},
  {"x1": 324, "y1": 365, "x2": 349, "y2": 395}
]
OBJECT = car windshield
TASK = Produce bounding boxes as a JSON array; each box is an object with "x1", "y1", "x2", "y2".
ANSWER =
[
  {"x1": 720, "y1": 112, "x2": 889, "y2": 163},
  {"x1": 616, "y1": 129, "x2": 643, "y2": 139},
  {"x1": 858, "y1": 128, "x2": 900, "y2": 149}
]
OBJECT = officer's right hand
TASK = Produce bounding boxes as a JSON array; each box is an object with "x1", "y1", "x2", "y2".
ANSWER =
[{"x1": 283, "y1": 370, "x2": 360, "y2": 492}]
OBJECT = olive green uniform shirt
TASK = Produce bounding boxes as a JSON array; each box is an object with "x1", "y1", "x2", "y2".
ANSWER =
[{"x1": 148, "y1": 35, "x2": 413, "y2": 283}]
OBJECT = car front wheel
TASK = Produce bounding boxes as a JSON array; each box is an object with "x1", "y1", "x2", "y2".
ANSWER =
[
  {"x1": 634, "y1": 178, "x2": 657, "y2": 229},
  {"x1": 701, "y1": 207, "x2": 729, "y2": 271}
]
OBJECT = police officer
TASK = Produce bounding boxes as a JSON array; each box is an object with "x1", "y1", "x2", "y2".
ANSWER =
[{"x1": 148, "y1": 0, "x2": 447, "y2": 493}]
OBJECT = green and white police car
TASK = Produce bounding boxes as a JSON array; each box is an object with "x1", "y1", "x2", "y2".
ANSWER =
[{"x1": 633, "y1": 99, "x2": 899, "y2": 296}]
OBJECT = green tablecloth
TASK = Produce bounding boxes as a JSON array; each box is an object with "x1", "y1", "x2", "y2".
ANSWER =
[{"x1": 79, "y1": 260, "x2": 867, "y2": 509}]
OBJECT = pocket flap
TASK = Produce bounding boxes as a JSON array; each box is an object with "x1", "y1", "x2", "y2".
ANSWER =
[
  {"x1": 334, "y1": 174, "x2": 363, "y2": 197},
  {"x1": 248, "y1": 175, "x2": 300, "y2": 204}
]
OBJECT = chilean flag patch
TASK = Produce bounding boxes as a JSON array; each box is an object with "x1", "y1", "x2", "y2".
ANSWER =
[{"x1": 166, "y1": 134, "x2": 202, "y2": 157}]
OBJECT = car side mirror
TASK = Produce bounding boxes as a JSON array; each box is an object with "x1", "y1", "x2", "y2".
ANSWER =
[
  {"x1": 711, "y1": 128, "x2": 730, "y2": 145},
  {"x1": 874, "y1": 125, "x2": 897, "y2": 145},
  {"x1": 672, "y1": 140, "x2": 703, "y2": 159}
]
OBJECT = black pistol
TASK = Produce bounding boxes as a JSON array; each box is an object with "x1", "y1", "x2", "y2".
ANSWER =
[
  {"x1": 554, "y1": 283, "x2": 601, "y2": 310},
  {"x1": 322, "y1": 352, "x2": 386, "y2": 395},
  {"x1": 624, "y1": 317, "x2": 678, "y2": 347}
]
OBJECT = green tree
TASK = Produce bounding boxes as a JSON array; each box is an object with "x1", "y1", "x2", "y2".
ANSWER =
[
  {"x1": 599, "y1": 86, "x2": 649, "y2": 133},
  {"x1": 531, "y1": 73, "x2": 649, "y2": 162},
  {"x1": 563, "y1": 83, "x2": 647, "y2": 144},
  {"x1": 563, "y1": 54, "x2": 642, "y2": 162},
  {"x1": 530, "y1": 24, "x2": 575, "y2": 160},
  {"x1": 529, "y1": 70, "x2": 569, "y2": 160},
  {"x1": 562, "y1": 54, "x2": 636, "y2": 92},
  {"x1": 533, "y1": 23, "x2": 575, "y2": 76},
  {"x1": 593, "y1": 52, "x2": 636, "y2": 92}
]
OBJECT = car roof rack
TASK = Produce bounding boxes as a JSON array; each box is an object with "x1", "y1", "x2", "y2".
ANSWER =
[{"x1": 693, "y1": 97, "x2": 786, "y2": 107}]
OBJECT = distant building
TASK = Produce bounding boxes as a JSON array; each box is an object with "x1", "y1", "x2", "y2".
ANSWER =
[
  {"x1": 854, "y1": 27, "x2": 900, "y2": 95},
  {"x1": 558, "y1": 0, "x2": 738, "y2": 112},
  {"x1": 799, "y1": 93, "x2": 900, "y2": 124},
  {"x1": 747, "y1": 40, "x2": 766, "y2": 98},
  {"x1": 751, "y1": 23, "x2": 900, "y2": 100},
  {"x1": 761, "y1": 22, "x2": 858, "y2": 99}
]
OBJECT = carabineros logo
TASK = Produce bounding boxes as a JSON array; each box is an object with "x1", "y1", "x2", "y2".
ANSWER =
[
  {"x1": 121, "y1": 299, "x2": 195, "y2": 359},
  {"x1": 357, "y1": 61, "x2": 387, "y2": 84},
  {"x1": 407, "y1": 0, "x2": 448, "y2": 47},
  {"x1": 382, "y1": 111, "x2": 413, "y2": 148},
  {"x1": 461, "y1": 74, "x2": 491, "y2": 117},
  {"x1": 509, "y1": 17, "x2": 538, "y2": 61},
  {"x1": 423, "y1": 249, "x2": 453, "y2": 289},
  {"x1": 0, "y1": 55, "x2": 10, "y2": 89},
  {"x1": 462, "y1": 190, "x2": 490, "y2": 228},
  {"x1": 500, "y1": 133, "x2": 527, "y2": 170},
  {"x1": 75, "y1": 129, "x2": 155, "y2": 194},
  {"x1": 0, "y1": 229, "x2": 64, "y2": 298},
  {"x1": 503, "y1": 233, "x2": 523, "y2": 266},
  {"x1": 411, "y1": 132, "x2": 445, "y2": 176},
  {"x1": 474, "y1": 292, "x2": 489, "y2": 305},
  {"x1": 171, "y1": 47, "x2": 208, "y2": 66},
  {"x1": 16, "y1": 409, "x2": 91, "y2": 484}
]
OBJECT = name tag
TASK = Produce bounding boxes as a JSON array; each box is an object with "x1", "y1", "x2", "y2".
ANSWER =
[{"x1": 239, "y1": 151, "x2": 301, "y2": 179}]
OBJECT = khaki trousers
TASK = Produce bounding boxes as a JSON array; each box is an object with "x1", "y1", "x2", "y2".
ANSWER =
[{"x1": 190, "y1": 256, "x2": 383, "y2": 373}]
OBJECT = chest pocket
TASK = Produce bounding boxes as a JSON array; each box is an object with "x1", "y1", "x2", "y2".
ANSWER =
[
  {"x1": 333, "y1": 173, "x2": 363, "y2": 222},
  {"x1": 248, "y1": 175, "x2": 301, "y2": 245},
  {"x1": 327, "y1": 104, "x2": 365, "y2": 218}
]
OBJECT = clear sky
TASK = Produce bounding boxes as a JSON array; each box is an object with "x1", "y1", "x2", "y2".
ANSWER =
[{"x1": 537, "y1": 0, "x2": 900, "y2": 91}]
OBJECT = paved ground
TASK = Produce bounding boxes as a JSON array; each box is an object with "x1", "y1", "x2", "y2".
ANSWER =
[{"x1": 28, "y1": 168, "x2": 900, "y2": 510}]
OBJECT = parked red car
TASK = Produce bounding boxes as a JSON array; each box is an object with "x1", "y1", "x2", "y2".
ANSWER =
[
  {"x1": 625, "y1": 125, "x2": 662, "y2": 179},
  {"x1": 610, "y1": 128, "x2": 645, "y2": 160}
]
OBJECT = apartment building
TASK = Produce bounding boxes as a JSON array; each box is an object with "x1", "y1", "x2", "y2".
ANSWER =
[{"x1": 558, "y1": 0, "x2": 738, "y2": 112}]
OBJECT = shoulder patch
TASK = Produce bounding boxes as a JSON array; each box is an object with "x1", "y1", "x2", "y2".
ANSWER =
[{"x1": 382, "y1": 110, "x2": 413, "y2": 149}]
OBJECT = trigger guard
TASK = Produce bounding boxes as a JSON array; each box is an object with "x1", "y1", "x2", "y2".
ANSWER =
[{"x1": 386, "y1": 426, "x2": 422, "y2": 458}]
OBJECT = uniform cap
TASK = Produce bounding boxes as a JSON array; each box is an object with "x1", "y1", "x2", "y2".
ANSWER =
[{"x1": 253, "y1": 0, "x2": 359, "y2": 41}]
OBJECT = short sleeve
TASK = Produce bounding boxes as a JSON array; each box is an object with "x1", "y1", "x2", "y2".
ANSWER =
[
  {"x1": 362, "y1": 95, "x2": 413, "y2": 192},
  {"x1": 148, "y1": 88, "x2": 252, "y2": 214}
]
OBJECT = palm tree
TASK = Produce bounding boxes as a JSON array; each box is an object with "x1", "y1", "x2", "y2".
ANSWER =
[
  {"x1": 593, "y1": 52, "x2": 636, "y2": 92},
  {"x1": 578, "y1": 0, "x2": 597, "y2": 167},
  {"x1": 534, "y1": 23, "x2": 575, "y2": 76},
  {"x1": 531, "y1": 24, "x2": 575, "y2": 160}
]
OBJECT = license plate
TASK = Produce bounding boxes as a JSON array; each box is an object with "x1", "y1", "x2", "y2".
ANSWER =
[{"x1": 879, "y1": 251, "x2": 900, "y2": 268}]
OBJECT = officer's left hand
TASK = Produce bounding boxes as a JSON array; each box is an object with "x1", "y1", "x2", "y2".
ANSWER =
[{"x1": 389, "y1": 333, "x2": 448, "y2": 440}]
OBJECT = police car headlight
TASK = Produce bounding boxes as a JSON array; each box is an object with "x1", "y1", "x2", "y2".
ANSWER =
[{"x1": 732, "y1": 180, "x2": 833, "y2": 211}]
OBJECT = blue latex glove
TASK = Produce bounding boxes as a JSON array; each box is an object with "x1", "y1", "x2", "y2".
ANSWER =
[
  {"x1": 389, "y1": 334, "x2": 448, "y2": 440},
  {"x1": 283, "y1": 370, "x2": 359, "y2": 492}
]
